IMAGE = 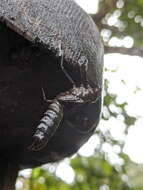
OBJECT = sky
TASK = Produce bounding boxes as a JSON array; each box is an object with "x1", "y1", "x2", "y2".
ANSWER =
[
  {"x1": 75, "y1": 0, "x2": 98, "y2": 13},
  {"x1": 75, "y1": 0, "x2": 143, "y2": 164},
  {"x1": 18, "y1": 0, "x2": 143, "y2": 186},
  {"x1": 104, "y1": 54, "x2": 143, "y2": 164},
  {"x1": 79, "y1": 53, "x2": 143, "y2": 164}
]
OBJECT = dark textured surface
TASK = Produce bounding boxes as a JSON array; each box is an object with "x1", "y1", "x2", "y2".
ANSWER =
[
  {"x1": 0, "y1": 0, "x2": 103, "y2": 85},
  {"x1": 0, "y1": 0, "x2": 103, "y2": 169}
]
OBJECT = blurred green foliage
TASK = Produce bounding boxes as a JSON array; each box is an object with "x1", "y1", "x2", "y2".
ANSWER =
[
  {"x1": 17, "y1": 0, "x2": 143, "y2": 189},
  {"x1": 18, "y1": 154, "x2": 134, "y2": 190},
  {"x1": 95, "y1": 0, "x2": 143, "y2": 55}
]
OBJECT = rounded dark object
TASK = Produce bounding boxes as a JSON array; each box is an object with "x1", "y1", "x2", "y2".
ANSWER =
[{"x1": 0, "y1": 0, "x2": 103, "y2": 169}]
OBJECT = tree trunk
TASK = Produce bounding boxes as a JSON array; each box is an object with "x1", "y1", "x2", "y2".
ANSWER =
[{"x1": 0, "y1": 159, "x2": 19, "y2": 190}]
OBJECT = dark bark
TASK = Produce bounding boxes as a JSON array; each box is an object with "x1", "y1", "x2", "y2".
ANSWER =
[
  {"x1": 104, "y1": 45, "x2": 143, "y2": 57},
  {"x1": 97, "y1": 23, "x2": 126, "y2": 36}
]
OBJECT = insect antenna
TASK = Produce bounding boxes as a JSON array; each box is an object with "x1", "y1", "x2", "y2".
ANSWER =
[{"x1": 41, "y1": 87, "x2": 53, "y2": 103}]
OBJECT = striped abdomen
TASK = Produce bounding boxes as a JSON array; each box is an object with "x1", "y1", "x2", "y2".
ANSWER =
[{"x1": 29, "y1": 100, "x2": 63, "y2": 151}]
